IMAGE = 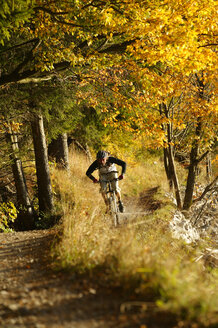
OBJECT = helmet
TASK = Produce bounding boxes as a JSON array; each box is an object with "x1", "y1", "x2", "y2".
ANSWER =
[{"x1": 96, "y1": 150, "x2": 108, "y2": 159}]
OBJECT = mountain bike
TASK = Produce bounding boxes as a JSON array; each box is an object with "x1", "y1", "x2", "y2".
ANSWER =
[{"x1": 100, "y1": 178, "x2": 120, "y2": 227}]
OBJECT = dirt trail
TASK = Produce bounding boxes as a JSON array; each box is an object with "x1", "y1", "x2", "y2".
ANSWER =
[
  {"x1": 0, "y1": 230, "x2": 124, "y2": 328},
  {"x1": 0, "y1": 191, "x2": 178, "y2": 328}
]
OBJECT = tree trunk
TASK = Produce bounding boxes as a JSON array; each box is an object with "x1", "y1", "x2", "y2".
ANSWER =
[
  {"x1": 161, "y1": 102, "x2": 182, "y2": 208},
  {"x1": 163, "y1": 146, "x2": 173, "y2": 189},
  {"x1": 167, "y1": 142, "x2": 182, "y2": 209},
  {"x1": 182, "y1": 160, "x2": 196, "y2": 211},
  {"x1": 31, "y1": 114, "x2": 53, "y2": 214},
  {"x1": 165, "y1": 105, "x2": 182, "y2": 209},
  {"x1": 183, "y1": 120, "x2": 202, "y2": 211},
  {"x1": 206, "y1": 152, "x2": 212, "y2": 181},
  {"x1": 6, "y1": 131, "x2": 34, "y2": 230},
  {"x1": 48, "y1": 133, "x2": 69, "y2": 170}
]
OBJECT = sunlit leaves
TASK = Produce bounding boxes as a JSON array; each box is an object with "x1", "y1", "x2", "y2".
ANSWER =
[
  {"x1": 0, "y1": 201, "x2": 17, "y2": 232},
  {"x1": 1, "y1": 0, "x2": 217, "y2": 154},
  {"x1": 0, "y1": 117, "x2": 22, "y2": 134},
  {"x1": 124, "y1": 0, "x2": 217, "y2": 74}
]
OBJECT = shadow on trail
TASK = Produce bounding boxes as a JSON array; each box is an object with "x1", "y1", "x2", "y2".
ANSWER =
[
  {"x1": 119, "y1": 186, "x2": 163, "y2": 225},
  {"x1": 137, "y1": 186, "x2": 163, "y2": 212}
]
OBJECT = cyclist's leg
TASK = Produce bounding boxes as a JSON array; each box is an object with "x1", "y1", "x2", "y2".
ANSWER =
[
  {"x1": 109, "y1": 172, "x2": 119, "y2": 191},
  {"x1": 99, "y1": 175, "x2": 109, "y2": 207},
  {"x1": 108, "y1": 173, "x2": 121, "y2": 199},
  {"x1": 109, "y1": 173, "x2": 124, "y2": 213},
  {"x1": 116, "y1": 190, "x2": 121, "y2": 201}
]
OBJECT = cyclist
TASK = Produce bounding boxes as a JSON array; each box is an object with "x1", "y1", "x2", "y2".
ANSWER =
[{"x1": 86, "y1": 150, "x2": 126, "y2": 212}]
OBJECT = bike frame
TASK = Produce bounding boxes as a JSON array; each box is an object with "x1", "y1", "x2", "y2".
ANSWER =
[{"x1": 100, "y1": 178, "x2": 120, "y2": 227}]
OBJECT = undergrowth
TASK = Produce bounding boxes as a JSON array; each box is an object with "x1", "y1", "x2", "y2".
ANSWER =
[
  {"x1": 51, "y1": 150, "x2": 218, "y2": 327},
  {"x1": 0, "y1": 201, "x2": 18, "y2": 232}
]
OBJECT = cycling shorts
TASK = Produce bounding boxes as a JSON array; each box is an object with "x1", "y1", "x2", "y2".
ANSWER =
[{"x1": 99, "y1": 171, "x2": 120, "y2": 193}]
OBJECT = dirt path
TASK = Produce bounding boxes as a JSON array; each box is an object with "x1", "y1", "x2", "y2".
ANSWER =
[
  {"x1": 0, "y1": 230, "x2": 122, "y2": 328},
  {"x1": 0, "y1": 230, "x2": 177, "y2": 327}
]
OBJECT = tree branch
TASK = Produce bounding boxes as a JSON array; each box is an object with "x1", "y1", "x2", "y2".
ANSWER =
[
  {"x1": 0, "y1": 36, "x2": 135, "y2": 86},
  {"x1": 0, "y1": 61, "x2": 71, "y2": 86},
  {"x1": 197, "y1": 150, "x2": 209, "y2": 164},
  {"x1": 198, "y1": 43, "x2": 218, "y2": 48},
  {"x1": 193, "y1": 175, "x2": 218, "y2": 204},
  {"x1": 34, "y1": 6, "x2": 93, "y2": 28},
  {"x1": 98, "y1": 39, "x2": 135, "y2": 53},
  {"x1": 0, "y1": 38, "x2": 39, "y2": 54}
]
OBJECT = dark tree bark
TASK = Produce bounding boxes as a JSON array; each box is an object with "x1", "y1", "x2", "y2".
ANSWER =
[
  {"x1": 163, "y1": 146, "x2": 173, "y2": 189},
  {"x1": 182, "y1": 72, "x2": 210, "y2": 211},
  {"x1": 183, "y1": 119, "x2": 202, "y2": 211},
  {"x1": 48, "y1": 133, "x2": 69, "y2": 170},
  {"x1": 161, "y1": 103, "x2": 182, "y2": 209},
  {"x1": 31, "y1": 114, "x2": 53, "y2": 214},
  {"x1": 6, "y1": 131, "x2": 34, "y2": 230},
  {"x1": 167, "y1": 141, "x2": 182, "y2": 209}
]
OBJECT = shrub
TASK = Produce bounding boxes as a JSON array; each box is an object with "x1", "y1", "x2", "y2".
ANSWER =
[{"x1": 0, "y1": 202, "x2": 18, "y2": 232}]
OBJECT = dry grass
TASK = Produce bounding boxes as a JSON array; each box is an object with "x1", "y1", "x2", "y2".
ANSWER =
[{"x1": 51, "y1": 150, "x2": 218, "y2": 326}]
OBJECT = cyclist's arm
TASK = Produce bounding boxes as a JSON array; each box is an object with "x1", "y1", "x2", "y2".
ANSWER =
[
  {"x1": 86, "y1": 160, "x2": 98, "y2": 181},
  {"x1": 109, "y1": 157, "x2": 126, "y2": 175}
]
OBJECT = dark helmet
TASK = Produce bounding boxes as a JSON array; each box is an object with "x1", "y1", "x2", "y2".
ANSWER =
[{"x1": 96, "y1": 150, "x2": 108, "y2": 159}]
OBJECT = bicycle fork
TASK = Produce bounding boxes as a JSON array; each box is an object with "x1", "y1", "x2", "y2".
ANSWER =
[{"x1": 107, "y1": 191, "x2": 119, "y2": 227}]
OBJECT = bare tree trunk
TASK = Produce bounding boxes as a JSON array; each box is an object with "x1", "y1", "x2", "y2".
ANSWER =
[
  {"x1": 183, "y1": 119, "x2": 202, "y2": 211},
  {"x1": 31, "y1": 114, "x2": 53, "y2": 214},
  {"x1": 48, "y1": 133, "x2": 69, "y2": 170},
  {"x1": 206, "y1": 152, "x2": 212, "y2": 181},
  {"x1": 6, "y1": 130, "x2": 34, "y2": 230},
  {"x1": 167, "y1": 142, "x2": 182, "y2": 209},
  {"x1": 163, "y1": 147, "x2": 173, "y2": 189},
  {"x1": 160, "y1": 102, "x2": 182, "y2": 208},
  {"x1": 163, "y1": 102, "x2": 182, "y2": 209},
  {"x1": 183, "y1": 73, "x2": 212, "y2": 211},
  {"x1": 69, "y1": 138, "x2": 93, "y2": 163},
  {"x1": 85, "y1": 143, "x2": 93, "y2": 163}
]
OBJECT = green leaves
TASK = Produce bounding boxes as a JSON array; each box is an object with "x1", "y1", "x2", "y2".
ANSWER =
[
  {"x1": 0, "y1": 201, "x2": 17, "y2": 232},
  {"x1": 0, "y1": 0, "x2": 35, "y2": 44}
]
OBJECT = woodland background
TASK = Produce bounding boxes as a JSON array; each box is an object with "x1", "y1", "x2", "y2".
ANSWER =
[{"x1": 0, "y1": 1, "x2": 217, "y2": 326}]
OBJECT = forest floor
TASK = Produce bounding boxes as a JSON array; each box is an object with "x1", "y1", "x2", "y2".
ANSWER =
[{"x1": 0, "y1": 189, "x2": 182, "y2": 328}]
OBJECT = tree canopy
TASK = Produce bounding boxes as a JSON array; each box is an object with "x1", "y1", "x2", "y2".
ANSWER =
[{"x1": 0, "y1": 0, "x2": 217, "y2": 215}]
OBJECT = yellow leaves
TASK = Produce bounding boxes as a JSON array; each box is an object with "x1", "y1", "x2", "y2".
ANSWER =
[
  {"x1": 0, "y1": 120, "x2": 22, "y2": 134},
  {"x1": 103, "y1": 9, "x2": 114, "y2": 26},
  {"x1": 123, "y1": 0, "x2": 217, "y2": 72},
  {"x1": 16, "y1": 0, "x2": 217, "y2": 77},
  {"x1": 177, "y1": 123, "x2": 186, "y2": 130}
]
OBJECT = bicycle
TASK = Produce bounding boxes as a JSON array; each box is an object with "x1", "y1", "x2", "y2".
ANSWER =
[{"x1": 100, "y1": 178, "x2": 120, "y2": 227}]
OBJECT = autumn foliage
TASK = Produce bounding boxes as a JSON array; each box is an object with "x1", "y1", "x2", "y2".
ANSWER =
[{"x1": 0, "y1": 0, "x2": 217, "y2": 213}]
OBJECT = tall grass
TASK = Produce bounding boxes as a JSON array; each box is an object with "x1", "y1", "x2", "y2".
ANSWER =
[{"x1": 51, "y1": 150, "x2": 217, "y2": 326}]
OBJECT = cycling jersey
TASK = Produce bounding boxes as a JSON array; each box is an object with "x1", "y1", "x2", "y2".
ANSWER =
[{"x1": 86, "y1": 156, "x2": 126, "y2": 182}]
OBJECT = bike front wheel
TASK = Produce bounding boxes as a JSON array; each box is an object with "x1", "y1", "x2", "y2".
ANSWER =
[{"x1": 110, "y1": 193, "x2": 120, "y2": 227}]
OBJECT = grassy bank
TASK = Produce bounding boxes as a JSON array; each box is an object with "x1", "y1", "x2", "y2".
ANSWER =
[{"x1": 51, "y1": 151, "x2": 217, "y2": 327}]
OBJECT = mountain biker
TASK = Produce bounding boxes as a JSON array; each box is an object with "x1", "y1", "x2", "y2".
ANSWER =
[{"x1": 86, "y1": 150, "x2": 126, "y2": 213}]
